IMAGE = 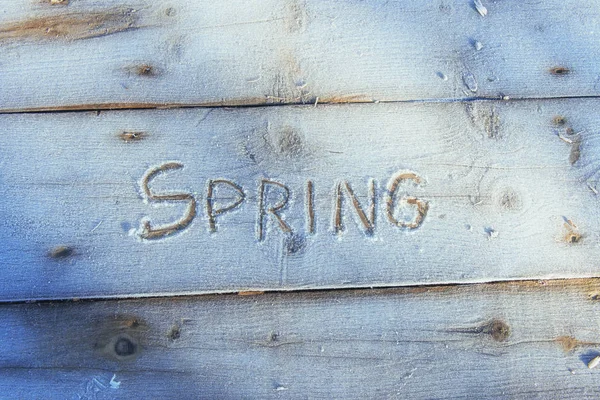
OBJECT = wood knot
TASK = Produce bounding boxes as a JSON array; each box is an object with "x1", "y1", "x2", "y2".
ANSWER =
[
  {"x1": 272, "y1": 126, "x2": 304, "y2": 157},
  {"x1": 563, "y1": 218, "x2": 582, "y2": 244},
  {"x1": 498, "y1": 189, "x2": 522, "y2": 211},
  {"x1": 484, "y1": 319, "x2": 510, "y2": 342},
  {"x1": 566, "y1": 232, "x2": 582, "y2": 243},
  {"x1": 123, "y1": 318, "x2": 141, "y2": 329},
  {"x1": 553, "y1": 116, "x2": 567, "y2": 126},
  {"x1": 95, "y1": 316, "x2": 147, "y2": 361},
  {"x1": 268, "y1": 331, "x2": 280, "y2": 342},
  {"x1": 48, "y1": 245, "x2": 74, "y2": 259},
  {"x1": 555, "y1": 336, "x2": 580, "y2": 352},
  {"x1": 285, "y1": 233, "x2": 307, "y2": 255},
  {"x1": 135, "y1": 64, "x2": 157, "y2": 77},
  {"x1": 168, "y1": 325, "x2": 181, "y2": 341},
  {"x1": 569, "y1": 138, "x2": 581, "y2": 165},
  {"x1": 114, "y1": 335, "x2": 137, "y2": 357},
  {"x1": 119, "y1": 131, "x2": 146, "y2": 142},
  {"x1": 550, "y1": 66, "x2": 570, "y2": 76},
  {"x1": 124, "y1": 63, "x2": 160, "y2": 78}
]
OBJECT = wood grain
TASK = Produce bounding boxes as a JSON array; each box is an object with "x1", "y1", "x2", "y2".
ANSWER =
[
  {"x1": 1, "y1": 0, "x2": 600, "y2": 110},
  {"x1": 0, "y1": 99, "x2": 599, "y2": 300},
  {"x1": 2, "y1": 280, "x2": 600, "y2": 399}
]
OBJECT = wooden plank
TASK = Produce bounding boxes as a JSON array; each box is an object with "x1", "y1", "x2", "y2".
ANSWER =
[
  {"x1": 1, "y1": 0, "x2": 600, "y2": 110},
  {"x1": 0, "y1": 99, "x2": 599, "y2": 300},
  {"x1": 2, "y1": 280, "x2": 600, "y2": 398}
]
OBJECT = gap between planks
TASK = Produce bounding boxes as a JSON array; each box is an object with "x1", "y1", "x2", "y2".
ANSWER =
[
  {"x1": 6, "y1": 276, "x2": 600, "y2": 306},
  {"x1": 3, "y1": 94, "x2": 600, "y2": 114}
]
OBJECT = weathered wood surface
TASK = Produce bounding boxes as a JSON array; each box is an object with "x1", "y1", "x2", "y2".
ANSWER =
[
  {"x1": 1, "y1": 99, "x2": 599, "y2": 301},
  {"x1": 2, "y1": 280, "x2": 600, "y2": 399},
  {"x1": 3, "y1": 0, "x2": 600, "y2": 397},
  {"x1": 1, "y1": 0, "x2": 600, "y2": 111}
]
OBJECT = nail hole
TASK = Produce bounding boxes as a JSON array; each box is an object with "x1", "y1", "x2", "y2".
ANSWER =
[{"x1": 114, "y1": 336, "x2": 137, "y2": 357}]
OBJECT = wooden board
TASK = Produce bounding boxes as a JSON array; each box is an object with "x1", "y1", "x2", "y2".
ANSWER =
[
  {"x1": 1, "y1": 0, "x2": 600, "y2": 111},
  {"x1": 2, "y1": 280, "x2": 600, "y2": 399},
  {"x1": 1, "y1": 99, "x2": 599, "y2": 301}
]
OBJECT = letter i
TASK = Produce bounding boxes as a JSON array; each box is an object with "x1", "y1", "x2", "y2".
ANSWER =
[{"x1": 306, "y1": 180, "x2": 315, "y2": 234}]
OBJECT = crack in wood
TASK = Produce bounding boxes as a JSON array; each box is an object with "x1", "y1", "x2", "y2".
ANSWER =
[{"x1": 5, "y1": 95, "x2": 600, "y2": 114}]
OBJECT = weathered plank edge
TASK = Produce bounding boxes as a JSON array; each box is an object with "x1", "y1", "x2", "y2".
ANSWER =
[{"x1": 7, "y1": 277, "x2": 600, "y2": 305}]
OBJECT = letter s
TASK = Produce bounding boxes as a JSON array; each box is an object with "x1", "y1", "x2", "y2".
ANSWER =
[{"x1": 139, "y1": 162, "x2": 196, "y2": 240}]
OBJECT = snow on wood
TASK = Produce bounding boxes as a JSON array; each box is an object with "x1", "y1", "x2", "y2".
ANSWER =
[
  {"x1": 0, "y1": 0, "x2": 599, "y2": 110},
  {"x1": 1, "y1": 280, "x2": 600, "y2": 398},
  {"x1": 0, "y1": 99, "x2": 598, "y2": 300}
]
